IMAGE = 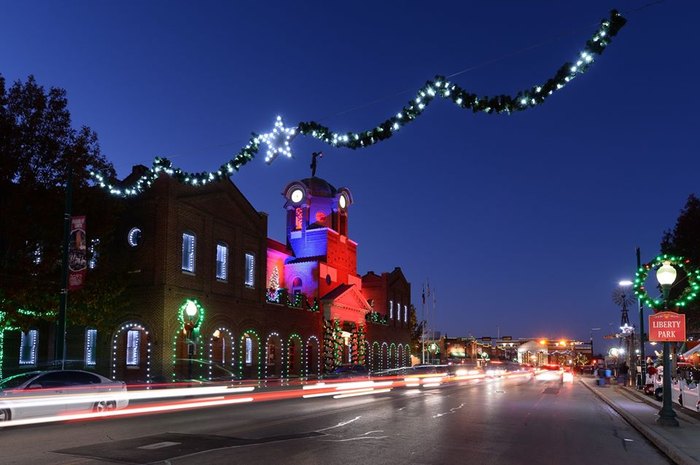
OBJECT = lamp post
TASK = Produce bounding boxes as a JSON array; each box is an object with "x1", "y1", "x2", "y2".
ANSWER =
[
  {"x1": 656, "y1": 260, "x2": 679, "y2": 426},
  {"x1": 185, "y1": 301, "x2": 199, "y2": 380},
  {"x1": 613, "y1": 280, "x2": 634, "y2": 385}
]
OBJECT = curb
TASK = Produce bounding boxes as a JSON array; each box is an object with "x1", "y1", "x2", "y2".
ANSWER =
[{"x1": 580, "y1": 380, "x2": 699, "y2": 465}]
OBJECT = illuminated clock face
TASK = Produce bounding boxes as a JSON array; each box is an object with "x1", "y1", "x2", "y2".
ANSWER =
[
  {"x1": 291, "y1": 188, "x2": 304, "y2": 203},
  {"x1": 338, "y1": 193, "x2": 347, "y2": 209}
]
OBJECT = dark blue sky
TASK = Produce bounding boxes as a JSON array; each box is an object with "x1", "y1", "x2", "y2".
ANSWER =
[{"x1": 3, "y1": 1, "x2": 698, "y2": 351}]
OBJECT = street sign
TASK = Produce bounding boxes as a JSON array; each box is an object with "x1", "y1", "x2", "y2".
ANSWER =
[
  {"x1": 481, "y1": 337, "x2": 492, "y2": 341},
  {"x1": 649, "y1": 311, "x2": 686, "y2": 342},
  {"x1": 501, "y1": 336, "x2": 512, "y2": 341}
]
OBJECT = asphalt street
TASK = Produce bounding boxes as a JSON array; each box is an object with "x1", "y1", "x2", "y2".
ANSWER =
[{"x1": 0, "y1": 375, "x2": 674, "y2": 465}]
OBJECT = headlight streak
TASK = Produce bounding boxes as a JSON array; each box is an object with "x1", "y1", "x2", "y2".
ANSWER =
[
  {"x1": 302, "y1": 380, "x2": 393, "y2": 399},
  {"x1": 0, "y1": 396, "x2": 254, "y2": 428},
  {"x1": 0, "y1": 369, "x2": 535, "y2": 428},
  {"x1": 1, "y1": 385, "x2": 255, "y2": 410}
]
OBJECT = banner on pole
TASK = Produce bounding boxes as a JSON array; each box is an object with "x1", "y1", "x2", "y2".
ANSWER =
[
  {"x1": 68, "y1": 215, "x2": 87, "y2": 290},
  {"x1": 649, "y1": 311, "x2": 685, "y2": 342}
]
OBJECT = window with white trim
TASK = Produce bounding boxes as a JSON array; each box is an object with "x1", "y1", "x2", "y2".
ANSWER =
[
  {"x1": 216, "y1": 242, "x2": 228, "y2": 281},
  {"x1": 182, "y1": 232, "x2": 196, "y2": 273},
  {"x1": 404, "y1": 304, "x2": 408, "y2": 323},
  {"x1": 85, "y1": 329, "x2": 97, "y2": 366},
  {"x1": 389, "y1": 300, "x2": 393, "y2": 319},
  {"x1": 244, "y1": 253, "x2": 255, "y2": 288},
  {"x1": 19, "y1": 329, "x2": 38, "y2": 365},
  {"x1": 126, "y1": 330, "x2": 140, "y2": 366}
]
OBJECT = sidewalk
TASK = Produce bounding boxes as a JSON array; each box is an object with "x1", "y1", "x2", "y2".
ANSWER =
[{"x1": 581, "y1": 377, "x2": 700, "y2": 465}]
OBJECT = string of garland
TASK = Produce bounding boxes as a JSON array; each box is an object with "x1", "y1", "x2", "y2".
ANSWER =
[
  {"x1": 91, "y1": 9, "x2": 626, "y2": 198},
  {"x1": 323, "y1": 319, "x2": 335, "y2": 372}
]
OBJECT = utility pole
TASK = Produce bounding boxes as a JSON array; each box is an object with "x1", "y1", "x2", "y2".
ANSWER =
[
  {"x1": 637, "y1": 247, "x2": 646, "y2": 389},
  {"x1": 56, "y1": 168, "x2": 72, "y2": 369}
]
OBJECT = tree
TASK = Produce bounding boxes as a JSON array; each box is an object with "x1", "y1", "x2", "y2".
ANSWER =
[
  {"x1": 0, "y1": 74, "x2": 125, "y2": 334},
  {"x1": 661, "y1": 194, "x2": 700, "y2": 331},
  {"x1": 408, "y1": 304, "x2": 422, "y2": 358}
]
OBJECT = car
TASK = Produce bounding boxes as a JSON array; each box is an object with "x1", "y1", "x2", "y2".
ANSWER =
[
  {"x1": 0, "y1": 370, "x2": 128, "y2": 422},
  {"x1": 324, "y1": 364, "x2": 370, "y2": 380},
  {"x1": 534, "y1": 364, "x2": 564, "y2": 382}
]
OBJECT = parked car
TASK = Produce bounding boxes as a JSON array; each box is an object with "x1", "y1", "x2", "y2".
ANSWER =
[
  {"x1": 324, "y1": 364, "x2": 370, "y2": 380},
  {"x1": 0, "y1": 370, "x2": 128, "y2": 422}
]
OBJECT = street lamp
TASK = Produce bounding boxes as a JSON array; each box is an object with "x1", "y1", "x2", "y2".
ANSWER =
[{"x1": 656, "y1": 260, "x2": 679, "y2": 427}]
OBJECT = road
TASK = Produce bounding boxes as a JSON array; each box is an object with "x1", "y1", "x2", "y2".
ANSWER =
[{"x1": 0, "y1": 375, "x2": 674, "y2": 465}]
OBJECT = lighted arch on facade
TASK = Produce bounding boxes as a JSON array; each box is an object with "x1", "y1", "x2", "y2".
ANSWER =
[
  {"x1": 111, "y1": 321, "x2": 151, "y2": 383},
  {"x1": 389, "y1": 343, "x2": 396, "y2": 369},
  {"x1": 265, "y1": 332, "x2": 283, "y2": 379},
  {"x1": 208, "y1": 327, "x2": 235, "y2": 381},
  {"x1": 287, "y1": 333, "x2": 303, "y2": 378},
  {"x1": 404, "y1": 344, "x2": 411, "y2": 366},
  {"x1": 172, "y1": 299, "x2": 206, "y2": 382},
  {"x1": 363, "y1": 341, "x2": 371, "y2": 369},
  {"x1": 239, "y1": 330, "x2": 261, "y2": 379},
  {"x1": 306, "y1": 335, "x2": 321, "y2": 377},
  {"x1": 380, "y1": 342, "x2": 389, "y2": 370},
  {"x1": 396, "y1": 344, "x2": 403, "y2": 368},
  {"x1": 371, "y1": 342, "x2": 380, "y2": 371}
]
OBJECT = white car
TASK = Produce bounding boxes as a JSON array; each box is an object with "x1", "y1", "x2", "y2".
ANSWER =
[{"x1": 0, "y1": 370, "x2": 128, "y2": 422}]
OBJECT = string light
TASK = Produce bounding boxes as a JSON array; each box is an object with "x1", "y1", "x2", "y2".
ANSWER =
[
  {"x1": 633, "y1": 254, "x2": 700, "y2": 310},
  {"x1": 306, "y1": 335, "x2": 321, "y2": 378},
  {"x1": 208, "y1": 327, "x2": 234, "y2": 381},
  {"x1": 239, "y1": 330, "x2": 262, "y2": 379},
  {"x1": 90, "y1": 9, "x2": 626, "y2": 198},
  {"x1": 264, "y1": 332, "x2": 283, "y2": 379},
  {"x1": 260, "y1": 116, "x2": 297, "y2": 164},
  {"x1": 286, "y1": 333, "x2": 302, "y2": 378},
  {"x1": 112, "y1": 322, "x2": 150, "y2": 382}
]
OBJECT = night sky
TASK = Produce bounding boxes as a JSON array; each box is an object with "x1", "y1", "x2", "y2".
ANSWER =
[{"x1": 3, "y1": 1, "x2": 698, "y2": 352}]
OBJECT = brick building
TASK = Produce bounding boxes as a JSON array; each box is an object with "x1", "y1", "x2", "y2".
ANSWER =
[{"x1": 1, "y1": 169, "x2": 413, "y2": 382}]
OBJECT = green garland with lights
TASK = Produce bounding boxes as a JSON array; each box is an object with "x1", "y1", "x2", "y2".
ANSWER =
[
  {"x1": 91, "y1": 10, "x2": 626, "y2": 197},
  {"x1": 172, "y1": 299, "x2": 206, "y2": 381},
  {"x1": 633, "y1": 254, "x2": 700, "y2": 311}
]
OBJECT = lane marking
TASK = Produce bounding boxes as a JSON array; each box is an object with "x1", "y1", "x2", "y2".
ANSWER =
[
  {"x1": 317, "y1": 416, "x2": 361, "y2": 432},
  {"x1": 138, "y1": 441, "x2": 181, "y2": 450}
]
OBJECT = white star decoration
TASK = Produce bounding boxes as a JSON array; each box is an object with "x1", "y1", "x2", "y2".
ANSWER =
[{"x1": 260, "y1": 116, "x2": 297, "y2": 164}]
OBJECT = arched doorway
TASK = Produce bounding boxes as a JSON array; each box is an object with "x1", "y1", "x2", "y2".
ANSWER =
[
  {"x1": 306, "y1": 336, "x2": 320, "y2": 378},
  {"x1": 287, "y1": 334, "x2": 303, "y2": 378},
  {"x1": 173, "y1": 299, "x2": 205, "y2": 382},
  {"x1": 380, "y1": 343, "x2": 388, "y2": 370},
  {"x1": 371, "y1": 342, "x2": 380, "y2": 371},
  {"x1": 209, "y1": 328, "x2": 235, "y2": 381},
  {"x1": 265, "y1": 333, "x2": 283, "y2": 379},
  {"x1": 239, "y1": 330, "x2": 261, "y2": 379},
  {"x1": 389, "y1": 343, "x2": 396, "y2": 369}
]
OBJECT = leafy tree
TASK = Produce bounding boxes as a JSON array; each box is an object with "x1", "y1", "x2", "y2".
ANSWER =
[
  {"x1": 408, "y1": 304, "x2": 422, "y2": 357},
  {"x1": 661, "y1": 194, "x2": 700, "y2": 331},
  {"x1": 0, "y1": 74, "x2": 125, "y2": 334}
]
